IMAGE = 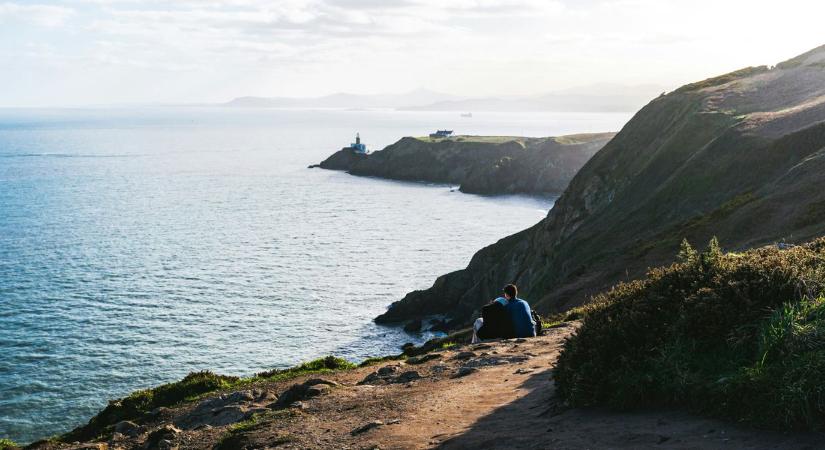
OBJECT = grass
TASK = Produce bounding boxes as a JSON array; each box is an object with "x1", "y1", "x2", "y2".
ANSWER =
[
  {"x1": 551, "y1": 132, "x2": 616, "y2": 145},
  {"x1": 413, "y1": 135, "x2": 528, "y2": 144},
  {"x1": 60, "y1": 356, "x2": 356, "y2": 443},
  {"x1": 402, "y1": 328, "x2": 473, "y2": 357},
  {"x1": 359, "y1": 354, "x2": 406, "y2": 367},
  {"x1": 675, "y1": 66, "x2": 769, "y2": 93},
  {"x1": 554, "y1": 236, "x2": 825, "y2": 430},
  {"x1": 254, "y1": 356, "x2": 356, "y2": 382},
  {"x1": 794, "y1": 199, "x2": 825, "y2": 228},
  {"x1": 54, "y1": 324, "x2": 475, "y2": 445},
  {"x1": 61, "y1": 370, "x2": 238, "y2": 442},
  {"x1": 0, "y1": 439, "x2": 19, "y2": 450},
  {"x1": 215, "y1": 410, "x2": 297, "y2": 450}
]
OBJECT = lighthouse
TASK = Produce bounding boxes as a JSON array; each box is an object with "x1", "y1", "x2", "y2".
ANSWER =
[{"x1": 350, "y1": 132, "x2": 367, "y2": 154}]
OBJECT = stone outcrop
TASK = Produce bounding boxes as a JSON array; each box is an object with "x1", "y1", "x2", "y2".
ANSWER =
[
  {"x1": 315, "y1": 133, "x2": 615, "y2": 196},
  {"x1": 376, "y1": 44, "x2": 825, "y2": 326}
]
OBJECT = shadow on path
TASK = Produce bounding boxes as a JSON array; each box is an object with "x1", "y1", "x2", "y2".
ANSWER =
[{"x1": 437, "y1": 367, "x2": 824, "y2": 449}]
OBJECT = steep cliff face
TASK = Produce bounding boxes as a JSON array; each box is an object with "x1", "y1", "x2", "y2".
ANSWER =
[
  {"x1": 376, "y1": 45, "x2": 825, "y2": 325},
  {"x1": 317, "y1": 134, "x2": 615, "y2": 196}
]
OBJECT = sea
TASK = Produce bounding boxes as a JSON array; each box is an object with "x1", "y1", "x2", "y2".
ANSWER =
[{"x1": 0, "y1": 107, "x2": 631, "y2": 443}]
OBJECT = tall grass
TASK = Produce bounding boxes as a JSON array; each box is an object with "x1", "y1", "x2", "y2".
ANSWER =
[{"x1": 555, "y1": 237, "x2": 825, "y2": 429}]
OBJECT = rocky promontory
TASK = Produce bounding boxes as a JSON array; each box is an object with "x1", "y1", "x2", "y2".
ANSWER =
[
  {"x1": 376, "y1": 44, "x2": 825, "y2": 327},
  {"x1": 315, "y1": 133, "x2": 615, "y2": 196}
]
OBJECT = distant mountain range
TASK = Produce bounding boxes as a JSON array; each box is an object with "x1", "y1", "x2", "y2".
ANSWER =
[
  {"x1": 223, "y1": 84, "x2": 669, "y2": 113},
  {"x1": 223, "y1": 88, "x2": 461, "y2": 109}
]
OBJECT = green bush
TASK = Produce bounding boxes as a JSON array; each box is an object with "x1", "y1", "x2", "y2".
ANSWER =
[
  {"x1": 0, "y1": 439, "x2": 19, "y2": 450},
  {"x1": 62, "y1": 371, "x2": 237, "y2": 442},
  {"x1": 255, "y1": 355, "x2": 355, "y2": 381},
  {"x1": 555, "y1": 237, "x2": 825, "y2": 429}
]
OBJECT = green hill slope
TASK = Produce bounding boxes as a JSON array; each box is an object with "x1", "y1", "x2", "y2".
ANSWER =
[
  {"x1": 317, "y1": 133, "x2": 615, "y2": 196},
  {"x1": 376, "y1": 44, "x2": 825, "y2": 326}
]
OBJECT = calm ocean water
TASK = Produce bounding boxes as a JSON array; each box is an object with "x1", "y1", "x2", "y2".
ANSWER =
[{"x1": 0, "y1": 107, "x2": 630, "y2": 443}]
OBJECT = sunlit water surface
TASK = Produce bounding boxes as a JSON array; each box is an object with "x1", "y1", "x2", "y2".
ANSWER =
[{"x1": 0, "y1": 107, "x2": 630, "y2": 442}]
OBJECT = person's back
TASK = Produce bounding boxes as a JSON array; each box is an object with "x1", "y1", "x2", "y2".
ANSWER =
[
  {"x1": 471, "y1": 284, "x2": 536, "y2": 343},
  {"x1": 505, "y1": 297, "x2": 536, "y2": 338}
]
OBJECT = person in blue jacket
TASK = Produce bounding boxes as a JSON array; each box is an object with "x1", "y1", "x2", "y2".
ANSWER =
[
  {"x1": 500, "y1": 284, "x2": 536, "y2": 338},
  {"x1": 471, "y1": 284, "x2": 536, "y2": 343}
]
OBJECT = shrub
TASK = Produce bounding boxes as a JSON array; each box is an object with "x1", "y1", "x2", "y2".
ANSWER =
[
  {"x1": 554, "y1": 237, "x2": 825, "y2": 429},
  {"x1": 0, "y1": 439, "x2": 19, "y2": 450},
  {"x1": 62, "y1": 371, "x2": 237, "y2": 442},
  {"x1": 255, "y1": 356, "x2": 355, "y2": 381}
]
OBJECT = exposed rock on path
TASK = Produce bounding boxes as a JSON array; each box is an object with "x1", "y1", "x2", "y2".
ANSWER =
[{"x1": 30, "y1": 322, "x2": 824, "y2": 449}]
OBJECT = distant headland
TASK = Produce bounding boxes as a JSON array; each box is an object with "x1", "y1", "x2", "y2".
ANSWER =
[{"x1": 312, "y1": 132, "x2": 616, "y2": 197}]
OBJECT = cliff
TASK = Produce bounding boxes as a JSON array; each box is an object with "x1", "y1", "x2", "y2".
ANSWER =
[
  {"x1": 19, "y1": 325, "x2": 823, "y2": 449},
  {"x1": 376, "y1": 44, "x2": 825, "y2": 326},
  {"x1": 316, "y1": 133, "x2": 615, "y2": 196}
]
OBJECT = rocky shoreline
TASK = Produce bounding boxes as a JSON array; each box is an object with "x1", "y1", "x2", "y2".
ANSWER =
[{"x1": 313, "y1": 133, "x2": 615, "y2": 197}]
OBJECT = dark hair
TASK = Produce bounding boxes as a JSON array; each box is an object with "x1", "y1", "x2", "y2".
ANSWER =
[{"x1": 503, "y1": 284, "x2": 517, "y2": 299}]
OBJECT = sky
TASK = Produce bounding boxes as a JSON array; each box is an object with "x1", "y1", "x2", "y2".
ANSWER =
[{"x1": 1, "y1": 0, "x2": 824, "y2": 107}]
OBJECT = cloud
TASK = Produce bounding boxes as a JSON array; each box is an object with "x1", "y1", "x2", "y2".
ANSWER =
[
  {"x1": 0, "y1": 2, "x2": 74, "y2": 26},
  {"x1": 3, "y1": 0, "x2": 825, "y2": 106}
]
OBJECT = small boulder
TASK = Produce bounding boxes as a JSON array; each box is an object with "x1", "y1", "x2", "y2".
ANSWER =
[
  {"x1": 358, "y1": 372, "x2": 382, "y2": 385},
  {"x1": 452, "y1": 351, "x2": 476, "y2": 361},
  {"x1": 142, "y1": 425, "x2": 180, "y2": 450},
  {"x1": 224, "y1": 390, "x2": 255, "y2": 404},
  {"x1": 351, "y1": 420, "x2": 384, "y2": 435},
  {"x1": 377, "y1": 365, "x2": 400, "y2": 376},
  {"x1": 148, "y1": 407, "x2": 171, "y2": 418},
  {"x1": 270, "y1": 378, "x2": 338, "y2": 409},
  {"x1": 453, "y1": 367, "x2": 478, "y2": 378},
  {"x1": 305, "y1": 384, "x2": 331, "y2": 397},
  {"x1": 114, "y1": 420, "x2": 143, "y2": 437},
  {"x1": 431, "y1": 364, "x2": 448, "y2": 374},
  {"x1": 397, "y1": 371, "x2": 422, "y2": 383},
  {"x1": 406, "y1": 353, "x2": 441, "y2": 365},
  {"x1": 303, "y1": 378, "x2": 339, "y2": 387}
]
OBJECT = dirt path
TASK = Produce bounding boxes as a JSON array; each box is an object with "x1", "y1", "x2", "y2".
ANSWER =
[{"x1": 39, "y1": 322, "x2": 825, "y2": 449}]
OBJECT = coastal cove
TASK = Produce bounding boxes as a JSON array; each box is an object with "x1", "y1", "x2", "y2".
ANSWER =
[{"x1": 0, "y1": 108, "x2": 630, "y2": 444}]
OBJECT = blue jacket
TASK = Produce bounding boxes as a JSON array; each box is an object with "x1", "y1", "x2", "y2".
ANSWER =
[{"x1": 495, "y1": 297, "x2": 536, "y2": 338}]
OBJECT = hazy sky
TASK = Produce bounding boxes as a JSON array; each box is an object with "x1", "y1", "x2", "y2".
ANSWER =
[{"x1": 1, "y1": 0, "x2": 823, "y2": 107}]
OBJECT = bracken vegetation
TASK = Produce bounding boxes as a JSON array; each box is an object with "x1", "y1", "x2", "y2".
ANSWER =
[{"x1": 555, "y1": 237, "x2": 825, "y2": 430}]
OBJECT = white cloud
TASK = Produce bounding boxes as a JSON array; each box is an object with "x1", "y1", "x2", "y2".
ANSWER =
[
  {"x1": 1, "y1": 0, "x2": 824, "y2": 106},
  {"x1": 0, "y1": 2, "x2": 74, "y2": 26}
]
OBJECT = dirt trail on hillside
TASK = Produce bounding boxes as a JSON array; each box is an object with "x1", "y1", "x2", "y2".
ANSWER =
[{"x1": 40, "y1": 323, "x2": 824, "y2": 450}]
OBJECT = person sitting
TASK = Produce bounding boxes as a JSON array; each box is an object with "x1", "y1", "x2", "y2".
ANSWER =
[{"x1": 472, "y1": 284, "x2": 536, "y2": 343}]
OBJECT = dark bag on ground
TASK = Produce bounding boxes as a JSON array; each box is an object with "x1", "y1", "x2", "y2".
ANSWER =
[
  {"x1": 532, "y1": 310, "x2": 543, "y2": 336},
  {"x1": 477, "y1": 301, "x2": 515, "y2": 340}
]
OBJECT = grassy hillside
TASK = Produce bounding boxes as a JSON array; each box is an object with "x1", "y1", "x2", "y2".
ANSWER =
[
  {"x1": 555, "y1": 237, "x2": 825, "y2": 430},
  {"x1": 377, "y1": 44, "x2": 825, "y2": 326},
  {"x1": 317, "y1": 133, "x2": 615, "y2": 196}
]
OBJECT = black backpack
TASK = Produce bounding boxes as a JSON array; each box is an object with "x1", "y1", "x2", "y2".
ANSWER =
[
  {"x1": 532, "y1": 310, "x2": 544, "y2": 336},
  {"x1": 477, "y1": 301, "x2": 515, "y2": 339}
]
